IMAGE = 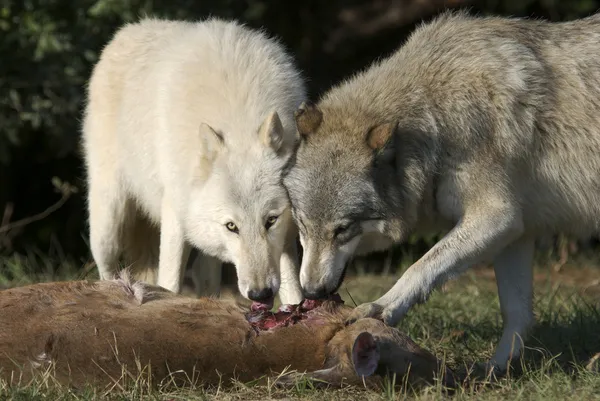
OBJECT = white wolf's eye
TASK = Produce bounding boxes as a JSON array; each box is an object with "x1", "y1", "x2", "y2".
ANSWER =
[
  {"x1": 225, "y1": 222, "x2": 239, "y2": 234},
  {"x1": 265, "y1": 215, "x2": 278, "y2": 230}
]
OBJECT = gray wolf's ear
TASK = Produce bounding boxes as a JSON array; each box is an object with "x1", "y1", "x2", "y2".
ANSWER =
[
  {"x1": 294, "y1": 101, "x2": 323, "y2": 137},
  {"x1": 366, "y1": 121, "x2": 396, "y2": 150},
  {"x1": 199, "y1": 123, "x2": 225, "y2": 155},
  {"x1": 366, "y1": 122, "x2": 397, "y2": 164},
  {"x1": 259, "y1": 111, "x2": 287, "y2": 154},
  {"x1": 351, "y1": 332, "x2": 380, "y2": 377}
]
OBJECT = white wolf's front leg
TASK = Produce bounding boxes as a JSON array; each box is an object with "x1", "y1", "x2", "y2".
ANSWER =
[
  {"x1": 488, "y1": 235, "x2": 535, "y2": 371},
  {"x1": 278, "y1": 235, "x2": 303, "y2": 305},
  {"x1": 347, "y1": 207, "x2": 524, "y2": 327},
  {"x1": 157, "y1": 197, "x2": 186, "y2": 293},
  {"x1": 88, "y1": 178, "x2": 127, "y2": 281}
]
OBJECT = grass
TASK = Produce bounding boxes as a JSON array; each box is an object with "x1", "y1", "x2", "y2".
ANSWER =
[{"x1": 2, "y1": 253, "x2": 600, "y2": 400}]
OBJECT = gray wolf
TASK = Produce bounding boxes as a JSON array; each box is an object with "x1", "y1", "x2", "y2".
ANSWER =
[
  {"x1": 282, "y1": 10, "x2": 600, "y2": 371},
  {"x1": 82, "y1": 17, "x2": 306, "y2": 307}
]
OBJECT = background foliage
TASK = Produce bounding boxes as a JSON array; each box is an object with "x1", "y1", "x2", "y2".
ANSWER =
[{"x1": 1, "y1": 0, "x2": 599, "y2": 274}]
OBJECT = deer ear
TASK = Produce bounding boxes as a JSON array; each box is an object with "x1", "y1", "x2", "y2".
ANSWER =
[
  {"x1": 294, "y1": 101, "x2": 323, "y2": 137},
  {"x1": 199, "y1": 123, "x2": 225, "y2": 155},
  {"x1": 351, "y1": 332, "x2": 380, "y2": 377}
]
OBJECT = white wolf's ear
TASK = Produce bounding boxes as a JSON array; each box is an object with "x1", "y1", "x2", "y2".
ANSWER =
[
  {"x1": 199, "y1": 123, "x2": 225, "y2": 155},
  {"x1": 294, "y1": 101, "x2": 323, "y2": 137},
  {"x1": 259, "y1": 111, "x2": 287, "y2": 154},
  {"x1": 351, "y1": 332, "x2": 380, "y2": 377}
]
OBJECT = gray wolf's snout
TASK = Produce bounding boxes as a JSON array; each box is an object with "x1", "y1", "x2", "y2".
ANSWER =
[{"x1": 302, "y1": 286, "x2": 329, "y2": 300}]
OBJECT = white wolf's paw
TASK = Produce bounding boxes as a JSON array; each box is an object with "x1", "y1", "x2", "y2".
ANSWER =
[{"x1": 345, "y1": 302, "x2": 385, "y2": 325}]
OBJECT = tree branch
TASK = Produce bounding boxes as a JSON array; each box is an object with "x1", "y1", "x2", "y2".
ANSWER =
[{"x1": 0, "y1": 178, "x2": 78, "y2": 236}]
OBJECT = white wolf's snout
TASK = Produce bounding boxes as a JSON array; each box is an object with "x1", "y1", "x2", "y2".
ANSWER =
[
  {"x1": 235, "y1": 251, "x2": 281, "y2": 302},
  {"x1": 238, "y1": 276, "x2": 280, "y2": 304}
]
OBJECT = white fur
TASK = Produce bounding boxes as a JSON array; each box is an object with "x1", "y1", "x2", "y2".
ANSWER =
[{"x1": 82, "y1": 17, "x2": 305, "y2": 303}]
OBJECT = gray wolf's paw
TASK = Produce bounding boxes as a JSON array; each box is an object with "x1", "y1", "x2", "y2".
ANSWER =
[{"x1": 345, "y1": 302, "x2": 385, "y2": 325}]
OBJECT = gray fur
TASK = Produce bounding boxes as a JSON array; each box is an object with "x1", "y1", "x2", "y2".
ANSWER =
[{"x1": 283, "y1": 10, "x2": 600, "y2": 371}]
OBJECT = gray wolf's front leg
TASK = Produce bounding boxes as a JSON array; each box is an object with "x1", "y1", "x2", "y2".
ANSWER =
[{"x1": 347, "y1": 207, "x2": 524, "y2": 329}]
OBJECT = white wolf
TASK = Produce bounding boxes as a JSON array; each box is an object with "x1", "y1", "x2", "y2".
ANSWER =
[{"x1": 82, "y1": 18, "x2": 306, "y2": 307}]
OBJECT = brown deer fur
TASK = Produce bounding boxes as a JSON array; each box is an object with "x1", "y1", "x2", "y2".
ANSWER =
[{"x1": 0, "y1": 275, "x2": 453, "y2": 389}]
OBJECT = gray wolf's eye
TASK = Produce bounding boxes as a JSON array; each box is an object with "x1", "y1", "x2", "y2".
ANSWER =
[
  {"x1": 265, "y1": 215, "x2": 278, "y2": 230},
  {"x1": 334, "y1": 223, "x2": 352, "y2": 237},
  {"x1": 225, "y1": 222, "x2": 239, "y2": 234}
]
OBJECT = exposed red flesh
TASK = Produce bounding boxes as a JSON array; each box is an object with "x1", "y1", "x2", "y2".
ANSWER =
[{"x1": 246, "y1": 293, "x2": 344, "y2": 332}]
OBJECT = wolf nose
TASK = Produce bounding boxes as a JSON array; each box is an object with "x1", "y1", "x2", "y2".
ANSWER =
[
  {"x1": 247, "y1": 287, "x2": 274, "y2": 302},
  {"x1": 302, "y1": 286, "x2": 329, "y2": 300}
]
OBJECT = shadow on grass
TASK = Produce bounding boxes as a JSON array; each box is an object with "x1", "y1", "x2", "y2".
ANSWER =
[
  {"x1": 395, "y1": 281, "x2": 600, "y2": 381},
  {"x1": 459, "y1": 292, "x2": 600, "y2": 376},
  {"x1": 525, "y1": 296, "x2": 600, "y2": 370}
]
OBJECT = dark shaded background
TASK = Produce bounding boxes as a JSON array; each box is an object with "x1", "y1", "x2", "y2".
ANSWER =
[{"x1": 1, "y1": 0, "x2": 599, "y2": 278}]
